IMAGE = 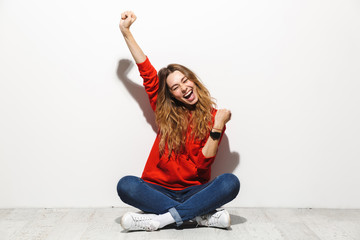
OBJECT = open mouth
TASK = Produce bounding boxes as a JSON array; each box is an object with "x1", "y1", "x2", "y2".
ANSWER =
[{"x1": 183, "y1": 90, "x2": 193, "y2": 99}]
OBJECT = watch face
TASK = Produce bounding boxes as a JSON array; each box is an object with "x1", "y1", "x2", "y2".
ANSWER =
[{"x1": 210, "y1": 131, "x2": 221, "y2": 140}]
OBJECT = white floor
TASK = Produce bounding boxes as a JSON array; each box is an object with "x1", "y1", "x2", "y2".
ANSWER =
[{"x1": 1, "y1": 207, "x2": 360, "y2": 240}]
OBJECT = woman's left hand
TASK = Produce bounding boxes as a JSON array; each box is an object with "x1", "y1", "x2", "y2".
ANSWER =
[{"x1": 213, "y1": 109, "x2": 231, "y2": 130}]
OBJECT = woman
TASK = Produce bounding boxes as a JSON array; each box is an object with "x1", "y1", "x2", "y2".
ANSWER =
[{"x1": 117, "y1": 11, "x2": 240, "y2": 231}]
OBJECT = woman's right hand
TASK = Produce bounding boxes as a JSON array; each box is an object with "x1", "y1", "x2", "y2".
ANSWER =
[{"x1": 119, "y1": 11, "x2": 137, "y2": 34}]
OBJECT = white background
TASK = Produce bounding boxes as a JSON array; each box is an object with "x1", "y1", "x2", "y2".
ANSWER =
[{"x1": 1, "y1": 0, "x2": 359, "y2": 208}]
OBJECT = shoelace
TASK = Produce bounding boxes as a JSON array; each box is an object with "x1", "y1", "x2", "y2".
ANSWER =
[
  {"x1": 133, "y1": 215, "x2": 156, "y2": 231},
  {"x1": 200, "y1": 212, "x2": 221, "y2": 226}
]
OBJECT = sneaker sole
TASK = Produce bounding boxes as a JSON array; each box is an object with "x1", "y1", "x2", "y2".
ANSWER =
[{"x1": 225, "y1": 210, "x2": 231, "y2": 228}]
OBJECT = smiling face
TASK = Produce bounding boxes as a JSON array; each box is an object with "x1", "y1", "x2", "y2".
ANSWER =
[{"x1": 166, "y1": 70, "x2": 199, "y2": 106}]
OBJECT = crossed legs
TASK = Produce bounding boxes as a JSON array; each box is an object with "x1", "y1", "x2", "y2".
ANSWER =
[{"x1": 117, "y1": 173, "x2": 240, "y2": 228}]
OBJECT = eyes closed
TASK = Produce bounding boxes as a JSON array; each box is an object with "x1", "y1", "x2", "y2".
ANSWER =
[{"x1": 171, "y1": 77, "x2": 189, "y2": 91}]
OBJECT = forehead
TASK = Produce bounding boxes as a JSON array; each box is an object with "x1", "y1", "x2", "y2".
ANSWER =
[{"x1": 166, "y1": 70, "x2": 185, "y2": 86}]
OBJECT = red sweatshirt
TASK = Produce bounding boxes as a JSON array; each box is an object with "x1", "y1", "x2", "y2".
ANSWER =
[{"x1": 137, "y1": 57, "x2": 225, "y2": 190}]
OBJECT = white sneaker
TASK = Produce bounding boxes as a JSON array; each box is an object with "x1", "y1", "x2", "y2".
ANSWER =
[
  {"x1": 121, "y1": 212, "x2": 160, "y2": 231},
  {"x1": 195, "y1": 209, "x2": 231, "y2": 228}
]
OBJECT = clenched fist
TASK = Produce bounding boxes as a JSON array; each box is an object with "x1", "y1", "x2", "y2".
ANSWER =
[
  {"x1": 119, "y1": 11, "x2": 137, "y2": 34},
  {"x1": 214, "y1": 109, "x2": 231, "y2": 130}
]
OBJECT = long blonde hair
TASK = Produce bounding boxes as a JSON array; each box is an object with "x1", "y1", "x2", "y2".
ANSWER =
[{"x1": 156, "y1": 64, "x2": 216, "y2": 157}]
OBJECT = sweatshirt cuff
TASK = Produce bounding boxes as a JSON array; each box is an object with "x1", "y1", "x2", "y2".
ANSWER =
[
  {"x1": 136, "y1": 56, "x2": 152, "y2": 72},
  {"x1": 197, "y1": 150, "x2": 216, "y2": 169}
]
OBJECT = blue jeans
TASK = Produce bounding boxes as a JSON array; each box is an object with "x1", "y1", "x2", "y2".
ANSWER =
[{"x1": 117, "y1": 173, "x2": 240, "y2": 227}]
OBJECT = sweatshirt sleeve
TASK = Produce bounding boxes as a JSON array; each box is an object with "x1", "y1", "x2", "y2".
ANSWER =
[{"x1": 136, "y1": 56, "x2": 159, "y2": 111}]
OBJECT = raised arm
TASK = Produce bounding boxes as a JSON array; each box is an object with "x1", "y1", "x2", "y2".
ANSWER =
[
  {"x1": 119, "y1": 11, "x2": 146, "y2": 64},
  {"x1": 119, "y1": 11, "x2": 159, "y2": 111}
]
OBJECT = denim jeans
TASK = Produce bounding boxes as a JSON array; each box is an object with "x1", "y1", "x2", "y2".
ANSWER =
[{"x1": 117, "y1": 173, "x2": 240, "y2": 226}]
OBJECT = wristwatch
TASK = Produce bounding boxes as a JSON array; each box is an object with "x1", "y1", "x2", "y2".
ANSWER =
[{"x1": 210, "y1": 131, "x2": 221, "y2": 140}]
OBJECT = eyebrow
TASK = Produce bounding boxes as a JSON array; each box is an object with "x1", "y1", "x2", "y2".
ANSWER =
[{"x1": 170, "y1": 76, "x2": 187, "y2": 90}]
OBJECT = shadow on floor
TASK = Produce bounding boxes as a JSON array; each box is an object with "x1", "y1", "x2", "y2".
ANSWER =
[{"x1": 230, "y1": 214, "x2": 247, "y2": 225}]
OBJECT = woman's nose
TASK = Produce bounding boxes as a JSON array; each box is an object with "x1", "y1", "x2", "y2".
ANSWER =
[{"x1": 181, "y1": 85, "x2": 187, "y2": 92}]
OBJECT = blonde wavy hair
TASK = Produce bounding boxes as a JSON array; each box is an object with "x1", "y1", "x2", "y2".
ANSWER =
[{"x1": 156, "y1": 64, "x2": 216, "y2": 157}]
